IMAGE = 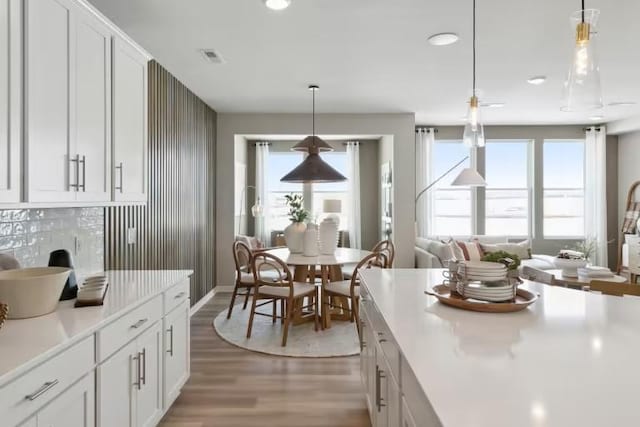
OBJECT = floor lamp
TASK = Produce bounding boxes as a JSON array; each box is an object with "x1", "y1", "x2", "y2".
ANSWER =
[
  {"x1": 238, "y1": 185, "x2": 264, "y2": 235},
  {"x1": 415, "y1": 156, "x2": 486, "y2": 234}
]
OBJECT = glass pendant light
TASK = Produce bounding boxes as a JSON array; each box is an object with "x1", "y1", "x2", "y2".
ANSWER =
[
  {"x1": 463, "y1": 0, "x2": 485, "y2": 148},
  {"x1": 561, "y1": 2, "x2": 603, "y2": 112}
]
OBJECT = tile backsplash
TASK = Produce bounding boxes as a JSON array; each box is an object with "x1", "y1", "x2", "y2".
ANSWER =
[{"x1": 0, "y1": 208, "x2": 104, "y2": 276}]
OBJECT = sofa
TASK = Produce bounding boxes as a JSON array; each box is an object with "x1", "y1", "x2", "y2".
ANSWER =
[{"x1": 415, "y1": 235, "x2": 556, "y2": 271}]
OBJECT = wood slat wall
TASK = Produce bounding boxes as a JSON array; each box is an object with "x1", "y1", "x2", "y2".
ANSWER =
[{"x1": 105, "y1": 60, "x2": 217, "y2": 305}]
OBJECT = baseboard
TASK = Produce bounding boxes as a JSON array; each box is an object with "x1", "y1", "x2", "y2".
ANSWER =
[{"x1": 190, "y1": 288, "x2": 216, "y2": 316}]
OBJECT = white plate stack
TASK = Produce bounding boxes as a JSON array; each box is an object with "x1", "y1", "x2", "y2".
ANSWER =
[{"x1": 456, "y1": 261, "x2": 514, "y2": 302}]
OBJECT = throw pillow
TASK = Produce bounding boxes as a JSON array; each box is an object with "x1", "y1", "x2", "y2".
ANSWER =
[
  {"x1": 481, "y1": 240, "x2": 532, "y2": 260},
  {"x1": 424, "y1": 239, "x2": 454, "y2": 266},
  {"x1": 442, "y1": 238, "x2": 465, "y2": 261},
  {"x1": 456, "y1": 240, "x2": 484, "y2": 261}
]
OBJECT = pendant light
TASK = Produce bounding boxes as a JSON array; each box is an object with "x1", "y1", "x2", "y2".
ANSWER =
[
  {"x1": 462, "y1": 0, "x2": 485, "y2": 148},
  {"x1": 561, "y1": 1, "x2": 603, "y2": 112},
  {"x1": 281, "y1": 86, "x2": 347, "y2": 183}
]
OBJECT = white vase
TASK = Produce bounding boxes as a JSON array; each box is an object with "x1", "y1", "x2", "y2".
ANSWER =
[
  {"x1": 303, "y1": 223, "x2": 319, "y2": 257},
  {"x1": 284, "y1": 222, "x2": 306, "y2": 253},
  {"x1": 319, "y1": 218, "x2": 338, "y2": 255}
]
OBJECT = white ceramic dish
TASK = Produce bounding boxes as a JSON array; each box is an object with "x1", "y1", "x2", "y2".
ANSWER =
[
  {"x1": 461, "y1": 261, "x2": 508, "y2": 271},
  {"x1": 0, "y1": 267, "x2": 71, "y2": 319}
]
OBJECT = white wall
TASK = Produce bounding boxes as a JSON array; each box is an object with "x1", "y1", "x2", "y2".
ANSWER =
[
  {"x1": 618, "y1": 131, "x2": 640, "y2": 233},
  {"x1": 216, "y1": 113, "x2": 415, "y2": 286}
]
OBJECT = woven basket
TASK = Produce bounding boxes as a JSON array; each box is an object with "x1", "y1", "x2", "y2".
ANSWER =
[{"x1": 0, "y1": 303, "x2": 7, "y2": 330}]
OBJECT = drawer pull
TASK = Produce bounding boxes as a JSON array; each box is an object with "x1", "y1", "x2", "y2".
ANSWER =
[
  {"x1": 25, "y1": 379, "x2": 59, "y2": 401},
  {"x1": 167, "y1": 325, "x2": 174, "y2": 356},
  {"x1": 130, "y1": 318, "x2": 148, "y2": 329},
  {"x1": 174, "y1": 291, "x2": 186, "y2": 299},
  {"x1": 379, "y1": 338, "x2": 388, "y2": 343},
  {"x1": 133, "y1": 353, "x2": 142, "y2": 390}
]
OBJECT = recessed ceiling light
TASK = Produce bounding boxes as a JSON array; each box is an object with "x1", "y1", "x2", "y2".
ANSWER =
[
  {"x1": 589, "y1": 114, "x2": 604, "y2": 121},
  {"x1": 527, "y1": 76, "x2": 547, "y2": 85},
  {"x1": 481, "y1": 102, "x2": 505, "y2": 108},
  {"x1": 264, "y1": 0, "x2": 291, "y2": 10},
  {"x1": 608, "y1": 101, "x2": 636, "y2": 107},
  {"x1": 428, "y1": 33, "x2": 459, "y2": 46}
]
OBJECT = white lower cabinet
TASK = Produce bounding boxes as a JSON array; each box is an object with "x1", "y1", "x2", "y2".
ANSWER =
[
  {"x1": 401, "y1": 398, "x2": 418, "y2": 427},
  {"x1": 37, "y1": 374, "x2": 95, "y2": 427},
  {"x1": 373, "y1": 343, "x2": 400, "y2": 427},
  {"x1": 98, "y1": 322, "x2": 164, "y2": 427},
  {"x1": 163, "y1": 300, "x2": 190, "y2": 408}
]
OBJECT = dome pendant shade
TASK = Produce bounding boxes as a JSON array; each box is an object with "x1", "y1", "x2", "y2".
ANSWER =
[
  {"x1": 280, "y1": 153, "x2": 347, "y2": 183},
  {"x1": 562, "y1": 9, "x2": 603, "y2": 112},
  {"x1": 292, "y1": 135, "x2": 333, "y2": 152}
]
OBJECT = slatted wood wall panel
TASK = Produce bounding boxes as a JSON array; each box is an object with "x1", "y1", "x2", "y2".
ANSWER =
[{"x1": 105, "y1": 61, "x2": 217, "y2": 305}]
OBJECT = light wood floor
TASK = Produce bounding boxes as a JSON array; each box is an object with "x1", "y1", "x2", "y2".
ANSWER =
[{"x1": 159, "y1": 292, "x2": 370, "y2": 427}]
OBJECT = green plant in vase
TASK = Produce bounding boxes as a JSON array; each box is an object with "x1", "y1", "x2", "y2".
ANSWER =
[{"x1": 283, "y1": 194, "x2": 309, "y2": 253}]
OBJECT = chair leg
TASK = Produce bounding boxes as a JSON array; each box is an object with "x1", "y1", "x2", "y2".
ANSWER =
[
  {"x1": 272, "y1": 299, "x2": 277, "y2": 324},
  {"x1": 313, "y1": 293, "x2": 320, "y2": 332},
  {"x1": 282, "y1": 297, "x2": 293, "y2": 347},
  {"x1": 242, "y1": 287, "x2": 251, "y2": 310},
  {"x1": 281, "y1": 299, "x2": 285, "y2": 324},
  {"x1": 246, "y1": 293, "x2": 259, "y2": 339},
  {"x1": 353, "y1": 297, "x2": 361, "y2": 339},
  {"x1": 226, "y1": 284, "x2": 239, "y2": 319}
]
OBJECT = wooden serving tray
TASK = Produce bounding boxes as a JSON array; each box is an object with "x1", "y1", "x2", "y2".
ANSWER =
[{"x1": 425, "y1": 284, "x2": 538, "y2": 313}]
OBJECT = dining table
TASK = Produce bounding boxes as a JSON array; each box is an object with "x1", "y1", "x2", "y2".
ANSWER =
[{"x1": 263, "y1": 247, "x2": 372, "y2": 329}]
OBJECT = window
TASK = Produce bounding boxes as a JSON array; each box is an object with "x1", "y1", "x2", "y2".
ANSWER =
[
  {"x1": 484, "y1": 140, "x2": 531, "y2": 236},
  {"x1": 311, "y1": 152, "x2": 349, "y2": 229},
  {"x1": 267, "y1": 152, "x2": 303, "y2": 231},
  {"x1": 429, "y1": 141, "x2": 472, "y2": 236},
  {"x1": 543, "y1": 140, "x2": 585, "y2": 237}
]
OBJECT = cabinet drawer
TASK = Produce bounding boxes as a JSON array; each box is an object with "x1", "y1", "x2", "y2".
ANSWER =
[
  {"x1": 97, "y1": 295, "x2": 162, "y2": 362},
  {"x1": 164, "y1": 279, "x2": 190, "y2": 314},
  {"x1": 0, "y1": 335, "x2": 94, "y2": 427},
  {"x1": 363, "y1": 294, "x2": 400, "y2": 384}
]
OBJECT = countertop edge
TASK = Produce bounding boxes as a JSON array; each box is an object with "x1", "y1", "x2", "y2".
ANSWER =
[{"x1": 0, "y1": 270, "x2": 194, "y2": 388}]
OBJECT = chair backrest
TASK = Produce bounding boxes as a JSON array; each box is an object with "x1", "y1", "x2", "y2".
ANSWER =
[
  {"x1": 587, "y1": 280, "x2": 640, "y2": 297},
  {"x1": 372, "y1": 239, "x2": 395, "y2": 268},
  {"x1": 251, "y1": 252, "x2": 292, "y2": 293},
  {"x1": 521, "y1": 266, "x2": 557, "y2": 286},
  {"x1": 233, "y1": 241, "x2": 252, "y2": 280},
  {"x1": 349, "y1": 252, "x2": 388, "y2": 291}
]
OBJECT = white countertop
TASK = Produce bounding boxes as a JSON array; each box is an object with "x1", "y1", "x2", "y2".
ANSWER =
[
  {"x1": 0, "y1": 270, "x2": 193, "y2": 387},
  {"x1": 359, "y1": 268, "x2": 640, "y2": 427}
]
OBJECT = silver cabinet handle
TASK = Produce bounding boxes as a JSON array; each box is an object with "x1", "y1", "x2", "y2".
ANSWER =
[
  {"x1": 141, "y1": 347, "x2": 146, "y2": 386},
  {"x1": 174, "y1": 291, "x2": 186, "y2": 300},
  {"x1": 133, "y1": 353, "x2": 141, "y2": 390},
  {"x1": 167, "y1": 325, "x2": 174, "y2": 356},
  {"x1": 375, "y1": 365, "x2": 382, "y2": 412},
  {"x1": 130, "y1": 318, "x2": 148, "y2": 329},
  {"x1": 69, "y1": 155, "x2": 80, "y2": 190},
  {"x1": 79, "y1": 155, "x2": 86, "y2": 192},
  {"x1": 25, "y1": 380, "x2": 59, "y2": 401},
  {"x1": 379, "y1": 338, "x2": 388, "y2": 343},
  {"x1": 115, "y1": 162, "x2": 124, "y2": 193}
]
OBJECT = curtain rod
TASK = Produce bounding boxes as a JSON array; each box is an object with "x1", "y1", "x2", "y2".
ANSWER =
[
  {"x1": 415, "y1": 127, "x2": 438, "y2": 133},
  {"x1": 250, "y1": 141, "x2": 273, "y2": 146},
  {"x1": 583, "y1": 126, "x2": 602, "y2": 132}
]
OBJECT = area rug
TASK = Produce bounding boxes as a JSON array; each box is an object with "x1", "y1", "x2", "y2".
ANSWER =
[{"x1": 213, "y1": 304, "x2": 360, "y2": 358}]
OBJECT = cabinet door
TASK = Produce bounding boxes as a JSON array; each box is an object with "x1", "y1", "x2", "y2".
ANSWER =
[
  {"x1": 374, "y1": 347, "x2": 388, "y2": 427},
  {"x1": 136, "y1": 322, "x2": 163, "y2": 427},
  {"x1": 0, "y1": 0, "x2": 20, "y2": 203},
  {"x1": 25, "y1": 0, "x2": 76, "y2": 202},
  {"x1": 386, "y1": 369, "x2": 401, "y2": 427},
  {"x1": 112, "y1": 37, "x2": 147, "y2": 203},
  {"x1": 97, "y1": 340, "x2": 136, "y2": 427},
  {"x1": 18, "y1": 417, "x2": 37, "y2": 427},
  {"x1": 164, "y1": 301, "x2": 190, "y2": 409},
  {"x1": 401, "y1": 397, "x2": 418, "y2": 427},
  {"x1": 37, "y1": 374, "x2": 95, "y2": 427},
  {"x1": 74, "y1": 8, "x2": 111, "y2": 202},
  {"x1": 360, "y1": 308, "x2": 375, "y2": 414}
]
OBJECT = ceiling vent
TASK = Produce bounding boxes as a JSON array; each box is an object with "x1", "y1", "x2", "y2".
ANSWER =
[{"x1": 200, "y1": 49, "x2": 224, "y2": 64}]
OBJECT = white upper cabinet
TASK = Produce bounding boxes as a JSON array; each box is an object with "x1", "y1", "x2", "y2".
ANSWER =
[
  {"x1": 74, "y1": 7, "x2": 112, "y2": 202},
  {"x1": 0, "y1": 1, "x2": 21, "y2": 203},
  {"x1": 25, "y1": 0, "x2": 76, "y2": 203},
  {"x1": 113, "y1": 37, "x2": 148, "y2": 203}
]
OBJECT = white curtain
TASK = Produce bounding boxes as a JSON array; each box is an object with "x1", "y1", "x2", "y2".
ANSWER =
[
  {"x1": 415, "y1": 128, "x2": 434, "y2": 237},
  {"x1": 255, "y1": 142, "x2": 271, "y2": 245},
  {"x1": 584, "y1": 126, "x2": 608, "y2": 266},
  {"x1": 346, "y1": 141, "x2": 361, "y2": 249}
]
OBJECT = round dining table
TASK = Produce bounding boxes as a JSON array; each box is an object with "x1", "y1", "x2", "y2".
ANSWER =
[{"x1": 263, "y1": 247, "x2": 372, "y2": 329}]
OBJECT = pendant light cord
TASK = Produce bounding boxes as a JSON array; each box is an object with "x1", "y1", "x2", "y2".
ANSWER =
[
  {"x1": 312, "y1": 87, "x2": 315, "y2": 137},
  {"x1": 472, "y1": 0, "x2": 476, "y2": 96},
  {"x1": 581, "y1": 0, "x2": 585, "y2": 22}
]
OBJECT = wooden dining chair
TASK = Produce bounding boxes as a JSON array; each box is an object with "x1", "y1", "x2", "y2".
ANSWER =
[
  {"x1": 372, "y1": 239, "x2": 395, "y2": 268},
  {"x1": 228, "y1": 241, "x2": 255, "y2": 319},
  {"x1": 586, "y1": 280, "x2": 640, "y2": 297},
  {"x1": 247, "y1": 252, "x2": 319, "y2": 347},
  {"x1": 521, "y1": 266, "x2": 558, "y2": 286},
  {"x1": 323, "y1": 252, "x2": 388, "y2": 338}
]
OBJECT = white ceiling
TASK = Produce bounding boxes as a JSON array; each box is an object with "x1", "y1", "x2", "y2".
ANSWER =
[{"x1": 89, "y1": 0, "x2": 640, "y2": 125}]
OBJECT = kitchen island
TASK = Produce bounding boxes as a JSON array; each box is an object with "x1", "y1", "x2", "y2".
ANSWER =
[
  {"x1": 0, "y1": 269, "x2": 193, "y2": 427},
  {"x1": 359, "y1": 268, "x2": 640, "y2": 427}
]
